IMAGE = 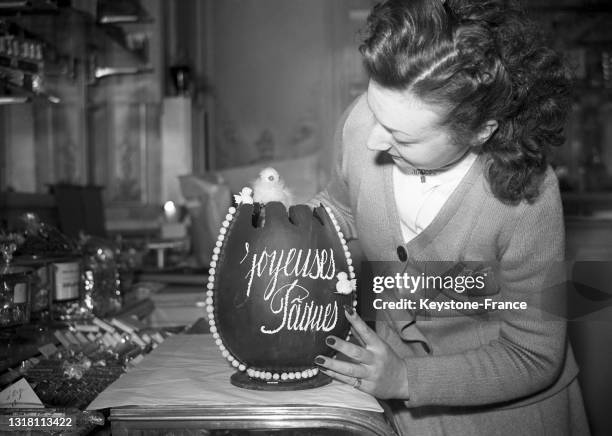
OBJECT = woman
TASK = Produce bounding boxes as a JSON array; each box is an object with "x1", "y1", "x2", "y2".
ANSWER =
[{"x1": 312, "y1": 0, "x2": 589, "y2": 434}]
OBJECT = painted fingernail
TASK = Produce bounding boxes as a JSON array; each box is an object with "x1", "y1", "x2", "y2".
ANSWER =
[
  {"x1": 314, "y1": 356, "x2": 326, "y2": 365},
  {"x1": 343, "y1": 304, "x2": 355, "y2": 316},
  {"x1": 325, "y1": 336, "x2": 336, "y2": 346}
]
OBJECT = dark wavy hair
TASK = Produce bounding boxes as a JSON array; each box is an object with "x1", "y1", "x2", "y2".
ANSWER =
[{"x1": 360, "y1": 0, "x2": 571, "y2": 203}]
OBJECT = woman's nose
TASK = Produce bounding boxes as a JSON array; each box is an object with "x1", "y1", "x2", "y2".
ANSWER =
[{"x1": 366, "y1": 123, "x2": 393, "y2": 151}]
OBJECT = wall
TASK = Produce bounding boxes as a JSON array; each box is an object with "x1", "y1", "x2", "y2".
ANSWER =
[
  {"x1": 201, "y1": 0, "x2": 374, "y2": 175},
  {"x1": 204, "y1": 0, "x2": 333, "y2": 169}
]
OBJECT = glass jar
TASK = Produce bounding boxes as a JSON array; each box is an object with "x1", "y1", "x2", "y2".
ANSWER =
[
  {"x1": 13, "y1": 255, "x2": 53, "y2": 322},
  {"x1": 0, "y1": 265, "x2": 33, "y2": 328},
  {"x1": 49, "y1": 255, "x2": 90, "y2": 321},
  {"x1": 81, "y1": 237, "x2": 122, "y2": 318}
]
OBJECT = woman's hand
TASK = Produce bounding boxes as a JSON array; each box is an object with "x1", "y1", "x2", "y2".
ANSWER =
[{"x1": 315, "y1": 305, "x2": 410, "y2": 399}]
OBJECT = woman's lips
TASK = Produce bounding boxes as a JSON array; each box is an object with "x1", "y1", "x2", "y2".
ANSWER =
[
  {"x1": 388, "y1": 153, "x2": 409, "y2": 164},
  {"x1": 387, "y1": 153, "x2": 420, "y2": 169}
]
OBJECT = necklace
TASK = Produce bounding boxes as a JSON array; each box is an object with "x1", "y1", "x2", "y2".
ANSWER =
[
  {"x1": 401, "y1": 149, "x2": 475, "y2": 183},
  {"x1": 402, "y1": 168, "x2": 439, "y2": 183}
]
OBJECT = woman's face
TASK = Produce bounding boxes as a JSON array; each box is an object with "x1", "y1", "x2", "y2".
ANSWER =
[{"x1": 366, "y1": 80, "x2": 472, "y2": 171}]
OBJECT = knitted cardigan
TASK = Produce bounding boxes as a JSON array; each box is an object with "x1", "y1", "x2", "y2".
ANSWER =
[{"x1": 313, "y1": 94, "x2": 589, "y2": 435}]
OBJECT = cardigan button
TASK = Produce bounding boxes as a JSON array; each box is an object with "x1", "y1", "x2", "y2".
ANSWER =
[{"x1": 396, "y1": 246, "x2": 408, "y2": 262}]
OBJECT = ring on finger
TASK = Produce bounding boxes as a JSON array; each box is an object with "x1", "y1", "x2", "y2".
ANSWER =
[{"x1": 352, "y1": 377, "x2": 362, "y2": 389}]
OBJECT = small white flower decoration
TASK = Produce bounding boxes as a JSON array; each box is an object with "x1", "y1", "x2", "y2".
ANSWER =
[
  {"x1": 233, "y1": 187, "x2": 254, "y2": 205},
  {"x1": 335, "y1": 271, "x2": 356, "y2": 295}
]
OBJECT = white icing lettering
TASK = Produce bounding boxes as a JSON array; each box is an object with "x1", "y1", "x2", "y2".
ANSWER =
[
  {"x1": 239, "y1": 246, "x2": 338, "y2": 334},
  {"x1": 259, "y1": 281, "x2": 338, "y2": 335}
]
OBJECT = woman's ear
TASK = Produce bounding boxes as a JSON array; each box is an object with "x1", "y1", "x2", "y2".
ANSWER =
[{"x1": 476, "y1": 120, "x2": 498, "y2": 145}]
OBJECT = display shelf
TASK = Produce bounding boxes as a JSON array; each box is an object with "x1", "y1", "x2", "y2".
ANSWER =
[
  {"x1": 0, "y1": 0, "x2": 64, "y2": 15},
  {"x1": 97, "y1": 0, "x2": 152, "y2": 24},
  {"x1": 0, "y1": 54, "x2": 41, "y2": 74},
  {"x1": 1, "y1": 2, "x2": 154, "y2": 88},
  {"x1": 0, "y1": 94, "x2": 25, "y2": 103},
  {"x1": 0, "y1": 75, "x2": 60, "y2": 103}
]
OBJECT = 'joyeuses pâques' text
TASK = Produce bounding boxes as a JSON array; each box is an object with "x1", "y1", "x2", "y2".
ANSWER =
[{"x1": 240, "y1": 243, "x2": 338, "y2": 335}]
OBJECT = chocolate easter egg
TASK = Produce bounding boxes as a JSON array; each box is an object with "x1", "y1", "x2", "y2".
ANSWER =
[{"x1": 206, "y1": 202, "x2": 356, "y2": 389}]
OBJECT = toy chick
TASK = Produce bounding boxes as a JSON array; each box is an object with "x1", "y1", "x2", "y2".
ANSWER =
[{"x1": 252, "y1": 167, "x2": 293, "y2": 208}]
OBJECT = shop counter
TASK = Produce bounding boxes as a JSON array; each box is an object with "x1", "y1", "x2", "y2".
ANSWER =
[
  {"x1": 88, "y1": 334, "x2": 398, "y2": 436},
  {"x1": 110, "y1": 404, "x2": 395, "y2": 435}
]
